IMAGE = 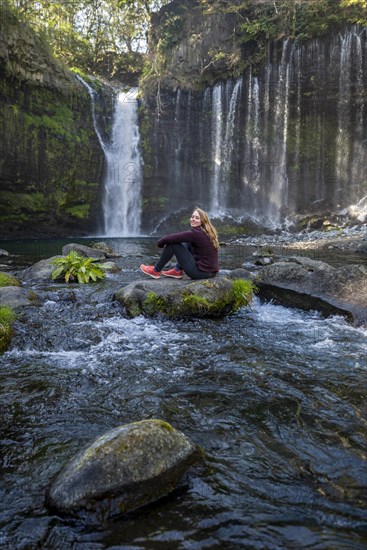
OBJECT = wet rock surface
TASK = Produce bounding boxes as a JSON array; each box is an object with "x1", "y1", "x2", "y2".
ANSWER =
[
  {"x1": 45, "y1": 419, "x2": 202, "y2": 518},
  {"x1": 256, "y1": 256, "x2": 367, "y2": 324},
  {"x1": 20, "y1": 256, "x2": 62, "y2": 282}
]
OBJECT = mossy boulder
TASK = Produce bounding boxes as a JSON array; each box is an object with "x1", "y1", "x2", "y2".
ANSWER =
[
  {"x1": 45, "y1": 419, "x2": 202, "y2": 518},
  {"x1": 114, "y1": 276, "x2": 254, "y2": 318}
]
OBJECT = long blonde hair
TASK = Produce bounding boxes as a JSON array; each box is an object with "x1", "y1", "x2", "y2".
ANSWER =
[{"x1": 195, "y1": 207, "x2": 219, "y2": 250}]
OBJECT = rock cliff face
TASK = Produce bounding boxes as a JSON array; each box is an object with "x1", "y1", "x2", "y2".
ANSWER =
[
  {"x1": 139, "y1": 1, "x2": 367, "y2": 233},
  {"x1": 0, "y1": 7, "x2": 105, "y2": 238},
  {"x1": 145, "y1": 0, "x2": 242, "y2": 92}
]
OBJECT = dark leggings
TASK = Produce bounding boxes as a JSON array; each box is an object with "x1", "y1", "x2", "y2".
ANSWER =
[{"x1": 154, "y1": 243, "x2": 216, "y2": 280}]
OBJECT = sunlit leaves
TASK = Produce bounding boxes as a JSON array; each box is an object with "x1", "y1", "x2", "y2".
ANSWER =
[{"x1": 51, "y1": 250, "x2": 113, "y2": 284}]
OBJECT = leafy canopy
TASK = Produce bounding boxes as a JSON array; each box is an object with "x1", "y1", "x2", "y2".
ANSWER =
[{"x1": 6, "y1": 0, "x2": 171, "y2": 78}]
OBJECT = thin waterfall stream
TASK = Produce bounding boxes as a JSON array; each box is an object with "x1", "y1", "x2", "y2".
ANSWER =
[{"x1": 77, "y1": 77, "x2": 142, "y2": 236}]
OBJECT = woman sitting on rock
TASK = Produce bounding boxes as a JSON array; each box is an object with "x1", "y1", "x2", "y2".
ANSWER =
[{"x1": 140, "y1": 207, "x2": 219, "y2": 279}]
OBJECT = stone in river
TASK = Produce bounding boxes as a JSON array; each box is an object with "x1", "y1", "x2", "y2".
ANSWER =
[{"x1": 45, "y1": 419, "x2": 203, "y2": 519}]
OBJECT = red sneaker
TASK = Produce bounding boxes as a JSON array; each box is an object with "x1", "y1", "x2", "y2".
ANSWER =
[
  {"x1": 161, "y1": 268, "x2": 183, "y2": 279},
  {"x1": 140, "y1": 264, "x2": 161, "y2": 279}
]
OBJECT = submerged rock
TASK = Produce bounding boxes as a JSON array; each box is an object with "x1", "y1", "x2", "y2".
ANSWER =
[
  {"x1": 45, "y1": 419, "x2": 202, "y2": 518},
  {"x1": 91, "y1": 242, "x2": 121, "y2": 258},
  {"x1": 114, "y1": 276, "x2": 254, "y2": 318},
  {"x1": 356, "y1": 241, "x2": 367, "y2": 253},
  {"x1": 256, "y1": 256, "x2": 367, "y2": 324}
]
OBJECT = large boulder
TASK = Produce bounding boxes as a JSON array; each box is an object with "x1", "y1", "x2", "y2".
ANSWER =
[
  {"x1": 20, "y1": 256, "x2": 62, "y2": 281},
  {"x1": 256, "y1": 256, "x2": 367, "y2": 324},
  {"x1": 45, "y1": 419, "x2": 202, "y2": 518},
  {"x1": 114, "y1": 276, "x2": 254, "y2": 318}
]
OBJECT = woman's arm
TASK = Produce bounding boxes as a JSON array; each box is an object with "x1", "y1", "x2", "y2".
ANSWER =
[{"x1": 157, "y1": 229, "x2": 196, "y2": 248}]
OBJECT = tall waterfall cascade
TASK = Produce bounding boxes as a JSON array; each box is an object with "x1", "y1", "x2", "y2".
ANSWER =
[
  {"x1": 148, "y1": 26, "x2": 367, "y2": 230},
  {"x1": 77, "y1": 76, "x2": 142, "y2": 236}
]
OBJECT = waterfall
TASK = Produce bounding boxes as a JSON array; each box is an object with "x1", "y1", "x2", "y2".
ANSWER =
[
  {"x1": 103, "y1": 90, "x2": 142, "y2": 236},
  {"x1": 336, "y1": 27, "x2": 367, "y2": 217},
  {"x1": 210, "y1": 82, "x2": 224, "y2": 215},
  {"x1": 351, "y1": 28, "x2": 366, "y2": 212},
  {"x1": 222, "y1": 77, "x2": 243, "y2": 210},
  {"x1": 75, "y1": 75, "x2": 107, "y2": 154},
  {"x1": 336, "y1": 31, "x2": 353, "y2": 208},
  {"x1": 147, "y1": 26, "x2": 367, "y2": 232},
  {"x1": 268, "y1": 39, "x2": 291, "y2": 224},
  {"x1": 77, "y1": 75, "x2": 142, "y2": 236}
]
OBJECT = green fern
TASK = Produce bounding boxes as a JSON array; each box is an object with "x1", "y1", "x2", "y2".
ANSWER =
[{"x1": 51, "y1": 250, "x2": 114, "y2": 284}]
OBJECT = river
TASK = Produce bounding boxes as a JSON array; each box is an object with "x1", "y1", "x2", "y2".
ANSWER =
[{"x1": 0, "y1": 237, "x2": 366, "y2": 549}]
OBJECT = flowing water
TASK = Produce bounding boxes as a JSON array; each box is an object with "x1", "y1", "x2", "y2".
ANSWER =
[
  {"x1": 0, "y1": 238, "x2": 366, "y2": 549},
  {"x1": 77, "y1": 76, "x2": 142, "y2": 237}
]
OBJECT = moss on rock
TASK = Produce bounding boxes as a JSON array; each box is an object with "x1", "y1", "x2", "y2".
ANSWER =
[
  {"x1": 0, "y1": 272, "x2": 21, "y2": 287},
  {"x1": 45, "y1": 419, "x2": 203, "y2": 518},
  {"x1": 0, "y1": 6, "x2": 106, "y2": 237},
  {"x1": 115, "y1": 276, "x2": 256, "y2": 319},
  {"x1": 0, "y1": 305, "x2": 17, "y2": 353}
]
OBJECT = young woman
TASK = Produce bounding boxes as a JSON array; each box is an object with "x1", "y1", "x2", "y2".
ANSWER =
[{"x1": 140, "y1": 208, "x2": 219, "y2": 279}]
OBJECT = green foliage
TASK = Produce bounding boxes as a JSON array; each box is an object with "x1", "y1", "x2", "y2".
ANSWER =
[
  {"x1": 341, "y1": 0, "x2": 367, "y2": 25},
  {"x1": 24, "y1": 104, "x2": 75, "y2": 140},
  {"x1": 231, "y1": 279, "x2": 256, "y2": 309},
  {"x1": 237, "y1": 0, "x2": 367, "y2": 45},
  {"x1": 65, "y1": 204, "x2": 90, "y2": 219},
  {"x1": 156, "y1": 10, "x2": 187, "y2": 54},
  {"x1": 6, "y1": 0, "x2": 171, "y2": 80},
  {"x1": 0, "y1": 272, "x2": 21, "y2": 287},
  {"x1": 0, "y1": 305, "x2": 17, "y2": 353},
  {"x1": 144, "y1": 291, "x2": 165, "y2": 315},
  {"x1": 182, "y1": 293, "x2": 210, "y2": 314},
  {"x1": 137, "y1": 104, "x2": 153, "y2": 177},
  {"x1": 51, "y1": 250, "x2": 113, "y2": 284}
]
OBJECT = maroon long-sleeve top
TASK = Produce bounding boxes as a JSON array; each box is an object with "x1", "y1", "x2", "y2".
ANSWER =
[{"x1": 157, "y1": 227, "x2": 219, "y2": 273}]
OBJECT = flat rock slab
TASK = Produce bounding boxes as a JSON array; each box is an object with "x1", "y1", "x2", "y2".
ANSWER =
[
  {"x1": 114, "y1": 276, "x2": 252, "y2": 318},
  {"x1": 256, "y1": 256, "x2": 367, "y2": 324},
  {"x1": 45, "y1": 419, "x2": 202, "y2": 518},
  {"x1": 0, "y1": 286, "x2": 40, "y2": 309}
]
